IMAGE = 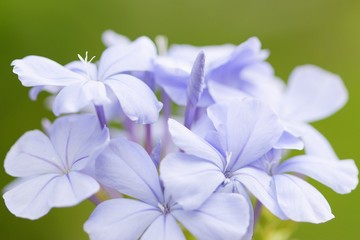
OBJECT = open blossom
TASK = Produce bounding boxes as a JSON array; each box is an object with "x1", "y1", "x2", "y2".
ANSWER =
[
  {"x1": 154, "y1": 37, "x2": 277, "y2": 107},
  {"x1": 161, "y1": 99, "x2": 286, "y2": 218},
  {"x1": 3, "y1": 114, "x2": 109, "y2": 220},
  {"x1": 12, "y1": 36, "x2": 162, "y2": 124},
  {"x1": 210, "y1": 65, "x2": 348, "y2": 157},
  {"x1": 84, "y1": 137, "x2": 250, "y2": 240}
]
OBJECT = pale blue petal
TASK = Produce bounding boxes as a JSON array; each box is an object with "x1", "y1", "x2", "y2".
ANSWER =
[
  {"x1": 141, "y1": 215, "x2": 185, "y2": 240},
  {"x1": 105, "y1": 74, "x2": 162, "y2": 124},
  {"x1": 98, "y1": 36, "x2": 156, "y2": 80},
  {"x1": 208, "y1": 81, "x2": 247, "y2": 103},
  {"x1": 84, "y1": 199, "x2": 161, "y2": 240},
  {"x1": 173, "y1": 193, "x2": 250, "y2": 240},
  {"x1": 280, "y1": 65, "x2": 348, "y2": 122},
  {"x1": 274, "y1": 131, "x2": 304, "y2": 150},
  {"x1": 3, "y1": 174, "x2": 59, "y2": 220},
  {"x1": 207, "y1": 99, "x2": 283, "y2": 170},
  {"x1": 48, "y1": 171, "x2": 100, "y2": 207},
  {"x1": 49, "y1": 114, "x2": 109, "y2": 172},
  {"x1": 102, "y1": 30, "x2": 131, "y2": 47},
  {"x1": 300, "y1": 123, "x2": 338, "y2": 159},
  {"x1": 52, "y1": 81, "x2": 110, "y2": 115},
  {"x1": 233, "y1": 167, "x2": 287, "y2": 219},
  {"x1": 11, "y1": 56, "x2": 83, "y2": 87},
  {"x1": 4, "y1": 130, "x2": 64, "y2": 177},
  {"x1": 276, "y1": 155, "x2": 358, "y2": 194},
  {"x1": 154, "y1": 57, "x2": 190, "y2": 106},
  {"x1": 160, "y1": 152, "x2": 225, "y2": 210},
  {"x1": 96, "y1": 138, "x2": 164, "y2": 205},
  {"x1": 168, "y1": 118, "x2": 224, "y2": 168},
  {"x1": 274, "y1": 174, "x2": 334, "y2": 223},
  {"x1": 65, "y1": 61, "x2": 98, "y2": 80}
]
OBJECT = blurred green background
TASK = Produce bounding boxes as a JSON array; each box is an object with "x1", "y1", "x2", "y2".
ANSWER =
[{"x1": 0, "y1": 0, "x2": 359, "y2": 239}]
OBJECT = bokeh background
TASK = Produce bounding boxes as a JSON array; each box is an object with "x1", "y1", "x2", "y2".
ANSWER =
[{"x1": 0, "y1": 0, "x2": 359, "y2": 239}]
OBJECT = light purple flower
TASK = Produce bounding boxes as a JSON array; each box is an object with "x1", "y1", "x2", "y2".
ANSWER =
[
  {"x1": 154, "y1": 37, "x2": 276, "y2": 107},
  {"x1": 210, "y1": 65, "x2": 348, "y2": 157},
  {"x1": 251, "y1": 149, "x2": 358, "y2": 223},
  {"x1": 160, "y1": 99, "x2": 286, "y2": 219},
  {"x1": 84, "y1": 137, "x2": 250, "y2": 240},
  {"x1": 3, "y1": 114, "x2": 109, "y2": 220},
  {"x1": 12, "y1": 37, "x2": 162, "y2": 124}
]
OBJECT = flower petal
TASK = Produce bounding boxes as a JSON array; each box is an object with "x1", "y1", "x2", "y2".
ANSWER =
[
  {"x1": 173, "y1": 193, "x2": 250, "y2": 240},
  {"x1": 48, "y1": 171, "x2": 100, "y2": 207},
  {"x1": 273, "y1": 174, "x2": 334, "y2": 223},
  {"x1": 105, "y1": 74, "x2": 162, "y2": 124},
  {"x1": 96, "y1": 138, "x2": 164, "y2": 205},
  {"x1": 141, "y1": 215, "x2": 185, "y2": 240},
  {"x1": 4, "y1": 130, "x2": 64, "y2": 177},
  {"x1": 168, "y1": 118, "x2": 224, "y2": 168},
  {"x1": 98, "y1": 36, "x2": 156, "y2": 80},
  {"x1": 11, "y1": 56, "x2": 83, "y2": 87},
  {"x1": 102, "y1": 30, "x2": 130, "y2": 47},
  {"x1": 84, "y1": 199, "x2": 161, "y2": 240},
  {"x1": 160, "y1": 152, "x2": 225, "y2": 210},
  {"x1": 276, "y1": 155, "x2": 358, "y2": 194},
  {"x1": 3, "y1": 174, "x2": 59, "y2": 220},
  {"x1": 280, "y1": 65, "x2": 348, "y2": 122},
  {"x1": 49, "y1": 114, "x2": 109, "y2": 172},
  {"x1": 52, "y1": 81, "x2": 110, "y2": 115},
  {"x1": 233, "y1": 167, "x2": 287, "y2": 220},
  {"x1": 207, "y1": 99, "x2": 283, "y2": 170}
]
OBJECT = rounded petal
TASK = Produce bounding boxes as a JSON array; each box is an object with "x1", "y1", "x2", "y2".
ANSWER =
[
  {"x1": 5, "y1": 130, "x2": 64, "y2": 177},
  {"x1": 48, "y1": 171, "x2": 100, "y2": 207},
  {"x1": 98, "y1": 36, "x2": 156, "y2": 80},
  {"x1": 105, "y1": 74, "x2": 162, "y2": 124},
  {"x1": 102, "y1": 30, "x2": 131, "y2": 47},
  {"x1": 233, "y1": 167, "x2": 287, "y2": 220},
  {"x1": 280, "y1": 65, "x2": 348, "y2": 122},
  {"x1": 11, "y1": 56, "x2": 83, "y2": 87},
  {"x1": 84, "y1": 199, "x2": 161, "y2": 240},
  {"x1": 96, "y1": 138, "x2": 164, "y2": 205},
  {"x1": 49, "y1": 114, "x2": 110, "y2": 172},
  {"x1": 3, "y1": 174, "x2": 59, "y2": 220},
  {"x1": 276, "y1": 155, "x2": 358, "y2": 194},
  {"x1": 207, "y1": 99, "x2": 283, "y2": 170},
  {"x1": 160, "y1": 152, "x2": 225, "y2": 210},
  {"x1": 168, "y1": 118, "x2": 224, "y2": 168},
  {"x1": 141, "y1": 215, "x2": 185, "y2": 240},
  {"x1": 274, "y1": 174, "x2": 334, "y2": 223},
  {"x1": 173, "y1": 193, "x2": 250, "y2": 240},
  {"x1": 52, "y1": 81, "x2": 110, "y2": 116}
]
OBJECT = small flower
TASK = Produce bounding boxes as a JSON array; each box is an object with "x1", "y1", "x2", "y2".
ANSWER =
[
  {"x1": 12, "y1": 37, "x2": 162, "y2": 124},
  {"x1": 3, "y1": 114, "x2": 109, "y2": 220},
  {"x1": 160, "y1": 99, "x2": 285, "y2": 221},
  {"x1": 84, "y1": 137, "x2": 250, "y2": 240}
]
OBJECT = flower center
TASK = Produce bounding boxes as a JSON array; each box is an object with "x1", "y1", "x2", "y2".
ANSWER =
[
  {"x1": 157, "y1": 202, "x2": 171, "y2": 214},
  {"x1": 77, "y1": 51, "x2": 96, "y2": 80}
]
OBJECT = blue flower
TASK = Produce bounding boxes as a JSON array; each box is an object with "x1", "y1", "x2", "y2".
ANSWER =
[
  {"x1": 3, "y1": 115, "x2": 109, "y2": 219},
  {"x1": 160, "y1": 98, "x2": 286, "y2": 239},
  {"x1": 84, "y1": 137, "x2": 251, "y2": 240},
  {"x1": 12, "y1": 37, "x2": 162, "y2": 124}
]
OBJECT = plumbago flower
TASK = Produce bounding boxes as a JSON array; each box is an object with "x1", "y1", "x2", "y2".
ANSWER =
[
  {"x1": 160, "y1": 98, "x2": 358, "y2": 225},
  {"x1": 250, "y1": 149, "x2": 358, "y2": 223},
  {"x1": 3, "y1": 114, "x2": 109, "y2": 220},
  {"x1": 11, "y1": 36, "x2": 162, "y2": 124},
  {"x1": 3, "y1": 31, "x2": 358, "y2": 239},
  {"x1": 153, "y1": 36, "x2": 277, "y2": 108},
  {"x1": 210, "y1": 64, "x2": 348, "y2": 157},
  {"x1": 84, "y1": 137, "x2": 250, "y2": 240}
]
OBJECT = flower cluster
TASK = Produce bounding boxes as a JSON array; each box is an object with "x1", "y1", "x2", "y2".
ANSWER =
[{"x1": 4, "y1": 30, "x2": 358, "y2": 239}]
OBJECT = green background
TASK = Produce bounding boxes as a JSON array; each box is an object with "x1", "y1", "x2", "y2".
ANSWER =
[{"x1": 0, "y1": 0, "x2": 359, "y2": 239}]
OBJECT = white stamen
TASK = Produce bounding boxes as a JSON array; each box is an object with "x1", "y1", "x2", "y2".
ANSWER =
[{"x1": 77, "y1": 51, "x2": 96, "y2": 80}]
